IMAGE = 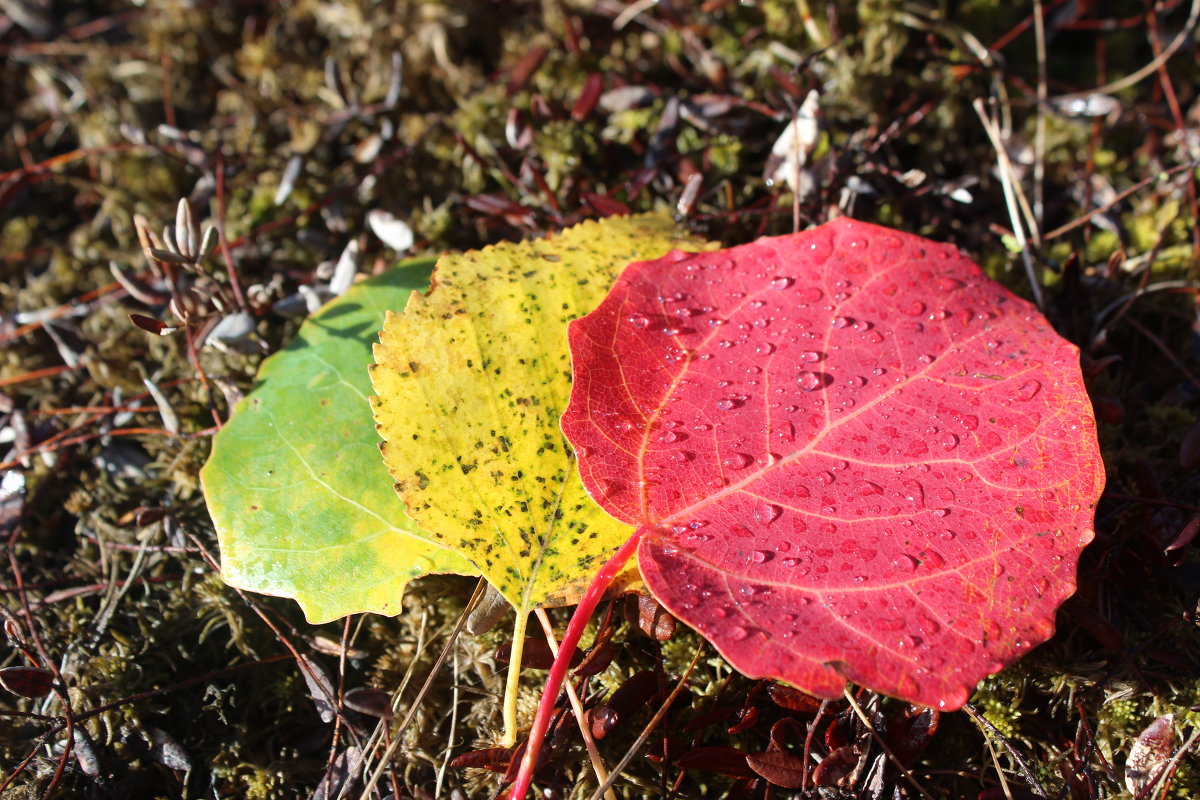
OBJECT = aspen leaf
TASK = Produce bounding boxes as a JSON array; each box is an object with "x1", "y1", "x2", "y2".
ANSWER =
[
  {"x1": 562, "y1": 217, "x2": 1104, "y2": 709},
  {"x1": 370, "y1": 214, "x2": 715, "y2": 610},
  {"x1": 202, "y1": 260, "x2": 476, "y2": 624}
]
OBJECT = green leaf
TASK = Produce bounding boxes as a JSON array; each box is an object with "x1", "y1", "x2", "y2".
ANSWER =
[{"x1": 201, "y1": 260, "x2": 477, "y2": 624}]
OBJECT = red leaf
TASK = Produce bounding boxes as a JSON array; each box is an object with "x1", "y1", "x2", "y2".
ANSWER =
[
  {"x1": 811, "y1": 744, "x2": 860, "y2": 786},
  {"x1": 571, "y1": 73, "x2": 604, "y2": 120},
  {"x1": 450, "y1": 747, "x2": 513, "y2": 772},
  {"x1": 0, "y1": 665, "x2": 54, "y2": 698},
  {"x1": 562, "y1": 218, "x2": 1103, "y2": 710},
  {"x1": 746, "y1": 750, "x2": 809, "y2": 788},
  {"x1": 343, "y1": 686, "x2": 393, "y2": 720},
  {"x1": 766, "y1": 683, "x2": 823, "y2": 714}
]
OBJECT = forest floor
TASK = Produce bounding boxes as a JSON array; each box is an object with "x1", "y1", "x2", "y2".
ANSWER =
[{"x1": 2, "y1": 1, "x2": 1199, "y2": 798}]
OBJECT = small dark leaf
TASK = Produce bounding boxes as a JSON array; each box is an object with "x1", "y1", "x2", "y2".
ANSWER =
[
  {"x1": 506, "y1": 45, "x2": 547, "y2": 95},
  {"x1": 494, "y1": 638, "x2": 580, "y2": 670},
  {"x1": 675, "y1": 746, "x2": 756, "y2": 779},
  {"x1": 595, "y1": 670, "x2": 660, "y2": 733},
  {"x1": 727, "y1": 704, "x2": 759, "y2": 734},
  {"x1": 1165, "y1": 515, "x2": 1200, "y2": 555},
  {"x1": 313, "y1": 745, "x2": 362, "y2": 800},
  {"x1": 766, "y1": 683, "x2": 822, "y2": 714},
  {"x1": 72, "y1": 726, "x2": 104, "y2": 778},
  {"x1": 129, "y1": 313, "x2": 176, "y2": 336},
  {"x1": 343, "y1": 687, "x2": 394, "y2": 720},
  {"x1": 626, "y1": 594, "x2": 676, "y2": 641},
  {"x1": 812, "y1": 745, "x2": 859, "y2": 787},
  {"x1": 573, "y1": 639, "x2": 613, "y2": 677},
  {"x1": 145, "y1": 726, "x2": 192, "y2": 771},
  {"x1": 0, "y1": 665, "x2": 54, "y2": 698},
  {"x1": 466, "y1": 584, "x2": 510, "y2": 636},
  {"x1": 768, "y1": 718, "x2": 806, "y2": 752},
  {"x1": 571, "y1": 73, "x2": 604, "y2": 120},
  {"x1": 296, "y1": 654, "x2": 335, "y2": 723},
  {"x1": 825, "y1": 710, "x2": 859, "y2": 750},
  {"x1": 582, "y1": 192, "x2": 631, "y2": 218},
  {"x1": 746, "y1": 750, "x2": 808, "y2": 788},
  {"x1": 450, "y1": 747, "x2": 512, "y2": 772},
  {"x1": 884, "y1": 705, "x2": 939, "y2": 766},
  {"x1": 587, "y1": 705, "x2": 618, "y2": 740},
  {"x1": 1126, "y1": 714, "x2": 1174, "y2": 796}
]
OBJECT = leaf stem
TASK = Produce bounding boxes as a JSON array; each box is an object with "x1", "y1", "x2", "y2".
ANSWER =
[
  {"x1": 507, "y1": 527, "x2": 647, "y2": 799},
  {"x1": 534, "y1": 607, "x2": 617, "y2": 800},
  {"x1": 500, "y1": 607, "x2": 531, "y2": 747}
]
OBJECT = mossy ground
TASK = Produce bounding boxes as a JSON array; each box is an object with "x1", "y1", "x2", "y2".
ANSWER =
[{"x1": 1, "y1": 1, "x2": 1198, "y2": 798}]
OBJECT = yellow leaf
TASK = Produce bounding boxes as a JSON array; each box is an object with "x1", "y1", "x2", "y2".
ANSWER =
[
  {"x1": 370, "y1": 214, "x2": 714, "y2": 742},
  {"x1": 371, "y1": 213, "x2": 713, "y2": 606}
]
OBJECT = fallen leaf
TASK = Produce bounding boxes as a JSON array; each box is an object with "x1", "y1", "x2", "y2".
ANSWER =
[
  {"x1": 562, "y1": 217, "x2": 1104, "y2": 709},
  {"x1": 202, "y1": 260, "x2": 476, "y2": 624},
  {"x1": 0, "y1": 665, "x2": 54, "y2": 698},
  {"x1": 370, "y1": 215, "x2": 714, "y2": 611},
  {"x1": 1126, "y1": 714, "x2": 1175, "y2": 796},
  {"x1": 746, "y1": 750, "x2": 808, "y2": 789}
]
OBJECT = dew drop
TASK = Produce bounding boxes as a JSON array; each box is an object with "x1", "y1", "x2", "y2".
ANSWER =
[
  {"x1": 922, "y1": 550, "x2": 946, "y2": 569},
  {"x1": 754, "y1": 503, "x2": 782, "y2": 525},
  {"x1": 903, "y1": 301, "x2": 926, "y2": 316},
  {"x1": 729, "y1": 626, "x2": 749, "y2": 641},
  {"x1": 831, "y1": 316, "x2": 852, "y2": 329},
  {"x1": 796, "y1": 371, "x2": 822, "y2": 392},
  {"x1": 755, "y1": 342, "x2": 775, "y2": 355},
  {"x1": 902, "y1": 479, "x2": 925, "y2": 507},
  {"x1": 770, "y1": 276, "x2": 794, "y2": 290},
  {"x1": 798, "y1": 287, "x2": 823, "y2": 302},
  {"x1": 856, "y1": 480, "x2": 883, "y2": 496},
  {"x1": 658, "y1": 430, "x2": 679, "y2": 443},
  {"x1": 940, "y1": 432, "x2": 960, "y2": 451},
  {"x1": 671, "y1": 450, "x2": 692, "y2": 463},
  {"x1": 723, "y1": 453, "x2": 752, "y2": 469},
  {"x1": 818, "y1": 471, "x2": 835, "y2": 485},
  {"x1": 715, "y1": 398, "x2": 736, "y2": 411},
  {"x1": 891, "y1": 554, "x2": 918, "y2": 572},
  {"x1": 799, "y1": 350, "x2": 822, "y2": 363},
  {"x1": 1016, "y1": 380, "x2": 1042, "y2": 401},
  {"x1": 629, "y1": 314, "x2": 650, "y2": 328},
  {"x1": 750, "y1": 550, "x2": 772, "y2": 564}
]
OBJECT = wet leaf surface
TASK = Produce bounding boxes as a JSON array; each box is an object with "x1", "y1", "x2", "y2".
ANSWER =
[{"x1": 563, "y1": 218, "x2": 1104, "y2": 709}]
